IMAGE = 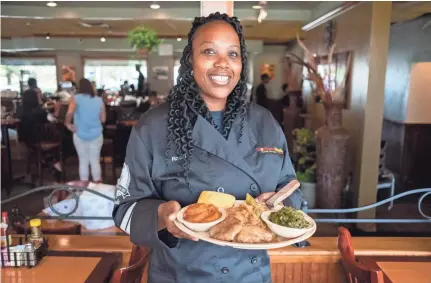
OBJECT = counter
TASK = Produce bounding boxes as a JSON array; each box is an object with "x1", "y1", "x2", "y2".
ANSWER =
[{"x1": 3, "y1": 235, "x2": 430, "y2": 283}]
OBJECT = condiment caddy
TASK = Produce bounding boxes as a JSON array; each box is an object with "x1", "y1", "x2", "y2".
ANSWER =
[{"x1": 1, "y1": 212, "x2": 49, "y2": 268}]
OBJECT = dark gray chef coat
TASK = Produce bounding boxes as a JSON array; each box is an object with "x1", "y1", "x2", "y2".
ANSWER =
[{"x1": 113, "y1": 102, "x2": 304, "y2": 283}]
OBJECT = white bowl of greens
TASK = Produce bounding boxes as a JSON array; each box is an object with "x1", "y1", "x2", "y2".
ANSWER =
[{"x1": 261, "y1": 207, "x2": 315, "y2": 239}]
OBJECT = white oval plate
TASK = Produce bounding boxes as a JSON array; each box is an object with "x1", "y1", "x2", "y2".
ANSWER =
[{"x1": 174, "y1": 201, "x2": 316, "y2": 250}]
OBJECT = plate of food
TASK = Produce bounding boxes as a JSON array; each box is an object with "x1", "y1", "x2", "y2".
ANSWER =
[{"x1": 174, "y1": 183, "x2": 316, "y2": 250}]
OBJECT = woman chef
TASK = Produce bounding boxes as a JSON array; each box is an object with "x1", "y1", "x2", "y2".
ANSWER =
[{"x1": 113, "y1": 13, "x2": 304, "y2": 283}]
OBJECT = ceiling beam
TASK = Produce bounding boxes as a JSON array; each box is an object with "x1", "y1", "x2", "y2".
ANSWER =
[{"x1": 1, "y1": 5, "x2": 312, "y2": 22}]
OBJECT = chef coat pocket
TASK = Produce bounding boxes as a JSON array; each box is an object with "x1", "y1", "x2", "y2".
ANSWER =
[{"x1": 244, "y1": 147, "x2": 283, "y2": 192}]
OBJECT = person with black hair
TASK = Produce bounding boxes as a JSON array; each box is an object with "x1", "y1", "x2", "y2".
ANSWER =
[
  {"x1": 113, "y1": 13, "x2": 302, "y2": 283},
  {"x1": 255, "y1": 73, "x2": 271, "y2": 108},
  {"x1": 135, "y1": 64, "x2": 145, "y2": 97},
  {"x1": 20, "y1": 78, "x2": 63, "y2": 178}
]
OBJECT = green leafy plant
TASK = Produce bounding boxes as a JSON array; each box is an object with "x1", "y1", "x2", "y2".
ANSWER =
[
  {"x1": 128, "y1": 26, "x2": 162, "y2": 52},
  {"x1": 292, "y1": 128, "x2": 316, "y2": 183}
]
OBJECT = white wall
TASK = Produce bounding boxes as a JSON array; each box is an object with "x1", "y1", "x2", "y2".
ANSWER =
[
  {"x1": 405, "y1": 62, "x2": 431, "y2": 124},
  {"x1": 253, "y1": 45, "x2": 287, "y2": 100},
  {"x1": 383, "y1": 14, "x2": 431, "y2": 122}
]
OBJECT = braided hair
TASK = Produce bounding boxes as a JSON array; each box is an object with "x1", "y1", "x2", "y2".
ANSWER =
[{"x1": 165, "y1": 12, "x2": 248, "y2": 185}]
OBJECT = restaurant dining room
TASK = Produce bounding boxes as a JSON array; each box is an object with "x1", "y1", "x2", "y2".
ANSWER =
[{"x1": 1, "y1": 1, "x2": 430, "y2": 283}]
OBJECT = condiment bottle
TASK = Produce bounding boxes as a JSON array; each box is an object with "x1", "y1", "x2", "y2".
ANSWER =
[
  {"x1": 28, "y1": 219, "x2": 44, "y2": 248},
  {"x1": 0, "y1": 212, "x2": 12, "y2": 266},
  {"x1": 1, "y1": 212, "x2": 12, "y2": 249}
]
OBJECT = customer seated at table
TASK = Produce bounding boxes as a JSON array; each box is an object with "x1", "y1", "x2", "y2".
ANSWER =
[
  {"x1": 65, "y1": 78, "x2": 106, "y2": 182},
  {"x1": 20, "y1": 78, "x2": 63, "y2": 177}
]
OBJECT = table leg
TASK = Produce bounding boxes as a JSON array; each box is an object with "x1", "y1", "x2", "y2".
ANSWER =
[{"x1": 1, "y1": 125, "x2": 13, "y2": 183}]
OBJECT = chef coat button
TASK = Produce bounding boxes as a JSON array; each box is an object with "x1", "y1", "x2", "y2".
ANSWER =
[
  {"x1": 251, "y1": 257, "x2": 258, "y2": 265},
  {"x1": 221, "y1": 267, "x2": 230, "y2": 274},
  {"x1": 250, "y1": 184, "x2": 258, "y2": 192},
  {"x1": 217, "y1": 187, "x2": 225, "y2": 193}
]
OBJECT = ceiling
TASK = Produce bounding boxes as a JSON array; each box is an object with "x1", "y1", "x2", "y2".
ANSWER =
[
  {"x1": 0, "y1": 17, "x2": 304, "y2": 43},
  {"x1": 1, "y1": 1, "x2": 323, "y2": 44},
  {"x1": 1, "y1": 1, "x2": 321, "y2": 10},
  {"x1": 1, "y1": 1, "x2": 430, "y2": 48}
]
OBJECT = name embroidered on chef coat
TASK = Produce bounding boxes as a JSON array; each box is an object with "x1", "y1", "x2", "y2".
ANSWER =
[
  {"x1": 256, "y1": 147, "x2": 284, "y2": 155},
  {"x1": 171, "y1": 154, "x2": 187, "y2": 163}
]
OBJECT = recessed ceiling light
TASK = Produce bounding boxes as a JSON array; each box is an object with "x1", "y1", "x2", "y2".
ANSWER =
[
  {"x1": 313, "y1": 53, "x2": 317, "y2": 57},
  {"x1": 150, "y1": 3, "x2": 160, "y2": 9},
  {"x1": 177, "y1": 37, "x2": 181, "y2": 42},
  {"x1": 46, "y1": 2, "x2": 57, "y2": 7},
  {"x1": 100, "y1": 37, "x2": 106, "y2": 42},
  {"x1": 252, "y1": 5, "x2": 261, "y2": 9}
]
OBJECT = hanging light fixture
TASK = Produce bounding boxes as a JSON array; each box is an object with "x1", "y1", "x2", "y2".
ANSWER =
[
  {"x1": 150, "y1": 2, "x2": 160, "y2": 9},
  {"x1": 100, "y1": 37, "x2": 106, "y2": 42},
  {"x1": 45, "y1": 33, "x2": 51, "y2": 39},
  {"x1": 256, "y1": 1, "x2": 267, "y2": 23}
]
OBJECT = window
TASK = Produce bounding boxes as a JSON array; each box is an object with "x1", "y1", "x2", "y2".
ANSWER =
[
  {"x1": 84, "y1": 59, "x2": 147, "y2": 91},
  {"x1": 0, "y1": 58, "x2": 57, "y2": 94},
  {"x1": 173, "y1": 59, "x2": 180, "y2": 85}
]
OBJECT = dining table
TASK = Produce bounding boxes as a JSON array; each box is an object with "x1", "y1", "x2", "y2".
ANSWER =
[
  {"x1": 1, "y1": 250, "x2": 121, "y2": 283},
  {"x1": 359, "y1": 255, "x2": 431, "y2": 283},
  {"x1": 5, "y1": 234, "x2": 427, "y2": 283}
]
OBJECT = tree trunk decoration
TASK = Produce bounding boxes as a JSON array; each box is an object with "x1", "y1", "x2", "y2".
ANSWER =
[{"x1": 315, "y1": 102, "x2": 350, "y2": 209}]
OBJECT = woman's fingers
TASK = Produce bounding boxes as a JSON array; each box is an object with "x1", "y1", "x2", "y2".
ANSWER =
[
  {"x1": 167, "y1": 223, "x2": 199, "y2": 241},
  {"x1": 163, "y1": 201, "x2": 199, "y2": 241}
]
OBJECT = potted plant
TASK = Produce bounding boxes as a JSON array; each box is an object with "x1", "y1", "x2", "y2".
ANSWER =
[
  {"x1": 292, "y1": 128, "x2": 316, "y2": 208},
  {"x1": 128, "y1": 26, "x2": 162, "y2": 54}
]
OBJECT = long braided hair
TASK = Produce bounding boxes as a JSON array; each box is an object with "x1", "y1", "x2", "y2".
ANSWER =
[{"x1": 165, "y1": 12, "x2": 248, "y2": 185}]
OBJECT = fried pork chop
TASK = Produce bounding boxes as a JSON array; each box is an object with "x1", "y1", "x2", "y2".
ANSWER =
[{"x1": 209, "y1": 204, "x2": 274, "y2": 243}]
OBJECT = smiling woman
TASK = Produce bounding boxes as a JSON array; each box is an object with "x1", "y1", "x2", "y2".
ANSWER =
[{"x1": 112, "y1": 12, "x2": 303, "y2": 283}]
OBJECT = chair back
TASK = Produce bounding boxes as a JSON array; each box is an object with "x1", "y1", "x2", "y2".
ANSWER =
[
  {"x1": 337, "y1": 227, "x2": 384, "y2": 283},
  {"x1": 111, "y1": 245, "x2": 150, "y2": 283}
]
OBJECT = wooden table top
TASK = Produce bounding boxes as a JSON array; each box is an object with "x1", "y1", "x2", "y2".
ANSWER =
[
  {"x1": 42, "y1": 235, "x2": 431, "y2": 258},
  {"x1": 1, "y1": 251, "x2": 121, "y2": 283},
  {"x1": 378, "y1": 261, "x2": 431, "y2": 283}
]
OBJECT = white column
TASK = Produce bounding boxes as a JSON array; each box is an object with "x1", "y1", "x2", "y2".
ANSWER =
[{"x1": 200, "y1": 1, "x2": 234, "y2": 17}]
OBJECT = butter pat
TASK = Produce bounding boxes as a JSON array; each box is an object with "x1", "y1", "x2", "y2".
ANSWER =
[{"x1": 198, "y1": 191, "x2": 236, "y2": 208}]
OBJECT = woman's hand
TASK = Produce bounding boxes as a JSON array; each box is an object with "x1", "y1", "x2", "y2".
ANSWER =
[
  {"x1": 65, "y1": 123, "x2": 76, "y2": 132},
  {"x1": 256, "y1": 192, "x2": 276, "y2": 202},
  {"x1": 158, "y1": 201, "x2": 199, "y2": 241}
]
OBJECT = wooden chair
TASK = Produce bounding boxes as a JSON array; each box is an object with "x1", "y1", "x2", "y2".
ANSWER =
[
  {"x1": 337, "y1": 227, "x2": 384, "y2": 283},
  {"x1": 111, "y1": 245, "x2": 150, "y2": 283},
  {"x1": 18, "y1": 122, "x2": 65, "y2": 186}
]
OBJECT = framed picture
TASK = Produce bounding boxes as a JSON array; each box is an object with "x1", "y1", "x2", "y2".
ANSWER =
[
  {"x1": 61, "y1": 65, "x2": 76, "y2": 82},
  {"x1": 260, "y1": 63, "x2": 275, "y2": 79},
  {"x1": 315, "y1": 51, "x2": 352, "y2": 108}
]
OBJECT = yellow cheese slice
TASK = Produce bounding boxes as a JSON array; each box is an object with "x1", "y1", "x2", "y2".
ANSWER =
[{"x1": 197, "y1": 191, "x2": 236, "y2": 208}]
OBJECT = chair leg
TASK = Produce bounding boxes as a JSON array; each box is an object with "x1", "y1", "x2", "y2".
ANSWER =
[
  {"x1": 26, "y1": 150, "x2": 32, "y2": 175},
  {"x1": 101, "y1": 155, "x2": 106, "y2": 182},
  {"x1": 59, "y1": 148, "x2": 65, "y2": 182},
  {"x1": 388, "y1": 175, "x2": 395, "y2": 210},
  {"x1": 111, "y1": 147, "x2": 116, "y2": 183},
  {"x1": 37, "y1": 149, "x2": 43, "y2": 186}
]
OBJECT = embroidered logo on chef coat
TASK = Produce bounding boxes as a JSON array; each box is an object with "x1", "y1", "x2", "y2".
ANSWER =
[
  {"x1": 256, "y1": 147, "x2": 284, "y2": 155},
  {"x1": 116, "y1": 163, "x2": 131, "y2": 200}
]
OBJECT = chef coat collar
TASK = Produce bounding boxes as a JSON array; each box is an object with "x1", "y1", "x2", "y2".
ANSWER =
[{"x1": 187, "y1": 101, "x2": 260, "y2": 188}]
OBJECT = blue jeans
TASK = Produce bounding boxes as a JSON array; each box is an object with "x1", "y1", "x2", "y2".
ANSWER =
[{"x1": 73, "y1": 134, "x2": 103, "y2": 181}]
